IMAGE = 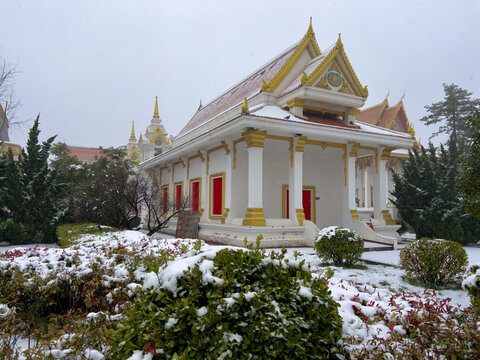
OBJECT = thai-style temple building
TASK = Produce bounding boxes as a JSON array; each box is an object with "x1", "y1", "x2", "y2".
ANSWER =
[{"x1": 132, "y1": 20, "x2": 416, "y2": 248}]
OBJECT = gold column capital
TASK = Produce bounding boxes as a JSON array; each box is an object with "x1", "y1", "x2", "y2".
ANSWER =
[
  {"x1": 242, "y1": 129, "x2": 267, "y2": 148},
  {"x1": 295, "y1": 136, "x2": 308, "y2": 152}
]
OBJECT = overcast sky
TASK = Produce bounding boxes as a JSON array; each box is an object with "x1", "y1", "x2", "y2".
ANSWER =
[{"x1": 1, "y1": 0, "x2": 479, "y2": 149}]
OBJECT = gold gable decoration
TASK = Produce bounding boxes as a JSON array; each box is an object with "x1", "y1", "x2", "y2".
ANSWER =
[
  {"x1": 302, "y1": 34, "x2": 368, "y2": 98},
  {"x1": 262, "y1": 18, "x2": 321, "y2": 94},
  {"x1": 127, "y1": 146, "x2": 141, "y2": 164}
]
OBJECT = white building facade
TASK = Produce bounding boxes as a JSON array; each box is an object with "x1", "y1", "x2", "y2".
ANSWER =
[{"x1": 139, "y1": 22, "x2": 415, "y2": 248}]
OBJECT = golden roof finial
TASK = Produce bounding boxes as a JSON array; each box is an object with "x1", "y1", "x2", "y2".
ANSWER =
[
  {"x1": 385, "y1": 89, "x2": 390, "y2": 101},
  {"x1": 400, "y1": 90, "x2": 406, "y2": 102},
  {"x1": 153, "y1": 96, "x2": 159, "y2": 119},
  {"x1": 139, "y1": 133, "x2": 144, "y2": 143},
  {"x1": 241, "y1": 98, "x2": 249, "y2": 114},
  {"x1": 336, "y1": 33, "x2": 343, "y2": 49},
  {"x1": 130, "y1": 121, "x2": 136, "y2": 139},
  {"x1": 307, "y1": 17, "x2": 314, "y2": 36}
]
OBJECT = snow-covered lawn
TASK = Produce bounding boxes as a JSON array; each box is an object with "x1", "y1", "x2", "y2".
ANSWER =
[{"x1": 0, "y1": 231, "x2": 477, "y2": 359}]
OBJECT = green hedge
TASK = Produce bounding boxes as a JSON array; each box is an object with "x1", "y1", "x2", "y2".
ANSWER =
[
  {"x1": 110, "y1": 248, "x2": 343, "y2": 359},
  {"x1": 400, "y1": 238, "x2": 468, "y2": 287},
  {"x1": 463, "y1": 265, "x2": 480, "y2": 312},
  {"x1": 314, "y1": 226, "x2": 364, "y2": 266},
  {"x1": 56, "y1": 223, "x2": 118, "y2": 247}
]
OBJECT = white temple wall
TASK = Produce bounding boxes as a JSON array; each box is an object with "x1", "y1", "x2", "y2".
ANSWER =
[
  {"x1": 262, "y1": 139, "x2": 290, "y2": 219},
  {"x1": 173, "y1": 162, "x2": 185, "y2": 185},
  {"x1": 189, "y1": 157, "x2": 202, "y2": 180},
  {"x1": 303, "y1": 145, "x2": 344, "y2": 229},
  {"x1": 208, "y1": 150, "x2": 226, "y2": 176}
]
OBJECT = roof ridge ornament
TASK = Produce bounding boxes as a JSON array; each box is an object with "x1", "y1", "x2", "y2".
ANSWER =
[
  {"x1": 197, "y1": 100, "x2": 203, "y2": 111},
  {"x1": 153, "y1": 96, "x2": 160, "y2": 119},
  {"x1": 241, "y1": 98, "x2": 249, "y2": 114}
]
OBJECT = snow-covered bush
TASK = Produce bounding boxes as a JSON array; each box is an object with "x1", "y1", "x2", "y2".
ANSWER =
[
  {"x1": 110, "y1": 248, "x2": 343, "y2": 359},
  {"x1": 463, "y1": 265, "x2": 480, "y2": 312},
  {"x1": 314, "y1": 226, "x2": 364, "y2": 266},
  {"x1": 400, "y1": 238, "x2": 468, "y2": 287}
]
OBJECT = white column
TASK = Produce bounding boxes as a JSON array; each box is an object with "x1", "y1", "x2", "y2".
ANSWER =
[
  {"x1": 374, "y1": 149, "x2": 388, "y2": 220},
  {"x1": 347, "y1": 144, "x2": 358, "y2": 220},
  {"x1": 364, "y1": 169, "x2": 368, "y2": 208},
  {"x1": 224, "y1": 140, "x2": 233, "y2": 223},
  {"x1": 242, "y1": 130, "x2": 266, "y2": 226},
  {"x1": 199, "y1": 150, "x2": 208, "y2": 222},
  {"x1": 246, "y1": 146, "x2": 263, "y2": 208},
  {"x1": 289, "y1": 136, "x2": 306, "y2": 225}
]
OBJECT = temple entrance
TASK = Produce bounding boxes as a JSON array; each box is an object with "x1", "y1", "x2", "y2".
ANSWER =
[{"x1": 282, "y1": 186, "x2": 316, "y2": 223}]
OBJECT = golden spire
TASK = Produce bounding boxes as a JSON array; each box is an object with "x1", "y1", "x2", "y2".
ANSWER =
[
  {"x1": 153, "y1": 96, "x2": 159, "y2": 119},
  {"x1": 130, "y1": 121, "x2": 136, "y2": 139},
  {"x1": 139, "y1": 133, "x2": 144, "y2": 143}
]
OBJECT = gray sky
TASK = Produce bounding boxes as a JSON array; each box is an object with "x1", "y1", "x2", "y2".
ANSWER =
[{"x1": 1, "y1": 0, "x2": 479, "y2": 149}]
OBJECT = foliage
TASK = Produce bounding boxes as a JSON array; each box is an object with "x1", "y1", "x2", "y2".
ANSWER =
[
  {"x1": 139, "y1": 170, "x2": 191, "y2": 236},
  {"x1": 391, "y1": 142, "x2": 480, "y2": 244},
  {"x1": 420, "y1": 83, "x2": 480, "y2": 151},
  {"x1": 56, "y1": 223, "x2": 118, "y2": 247},
  {"x1": 400, "y1": 238, "x2": 468, "y2": 287},
  {"x1": 459, "y1": 109, "x2": 480, "y2": 218},
  {"x1": 463, "y1": 265, "x2": 480, "y2": 313},
  {"x1": 314, "y1": 226, "x2": 364, "y2": 266},
  {"x1": 0, "y1": 116, "x2": 59, "y2": 244},
  {"x1": 0, "y1": 230, "x2": 193, "y2": 358},
  {"x1": 70, "y1": 147, "x2": 142, "y2": 229},
  {"x1": 345, "y1": 291, "x2": 480, "y2": 360},
  {"x1": 110, "y1": 248, "x2": 343, "y2": 359},
  {"x1": 49, "y1": 142, "x2": 87, "y2": 223}
]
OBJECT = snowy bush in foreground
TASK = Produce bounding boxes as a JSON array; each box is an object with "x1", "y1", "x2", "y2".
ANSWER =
[
  {"x1": 463, "y1": 265, "x2": 480, "y2": 312},
  {"x1": 400, "y1": 238, "x2": 468, "y2": 287},
  {"x1": 314, "y1": 226, "x2": 364, "y2": 266},
  {"x1": 110, "y1": 248, "x2": 343, "y2": 360}
]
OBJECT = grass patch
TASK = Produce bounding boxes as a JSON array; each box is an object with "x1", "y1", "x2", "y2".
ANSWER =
[{"x1": 56, "y1": 223, "x2": 119, "y2": 247}]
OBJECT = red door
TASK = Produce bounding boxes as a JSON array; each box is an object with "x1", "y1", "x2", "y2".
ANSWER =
[
  {"x1": 302, "y1": 189, "x2": 312, "y2": 221},
  {"x1": 212, "y1": 177, "x2": 223, "y2": 215},
  {"x1": 175, "y1": 184, "x2": 182, "y2": 210},
  {"x1": 162, "y1": 187, "x2": 168, "y2": 213},
  {"x1": 191, "y1": 181, "x2": 200, "y2": 212},
  {"x1": 285, "y1": 189, "x2": 290, "y2": 218}
]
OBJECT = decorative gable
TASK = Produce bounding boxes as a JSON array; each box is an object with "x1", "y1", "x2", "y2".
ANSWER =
[
  {"x1": 300, "y1": 35, "x2": 368, "y2": 98},
  {"x1": 261, "y1": 18, "x2": 321, "y2": 94}
]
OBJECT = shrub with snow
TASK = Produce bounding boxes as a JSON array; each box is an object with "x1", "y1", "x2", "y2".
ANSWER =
[
  {"x1": 314, "y1": 226, "x2": 364, "y2": 266},
  {"x1": 463, "y1": 265, "x2": 480, "y2": 312},
  {"x1": 400, "y1": 238, "x2": 468, "y2": 287},
  {"x1": 110, "y1": 248, "x2": 343, "y2": 359}
]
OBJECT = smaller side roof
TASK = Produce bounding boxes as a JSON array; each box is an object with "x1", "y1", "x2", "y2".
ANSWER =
[{"x1": 67, "y1": 146, "x2": 104, "y2": 163}]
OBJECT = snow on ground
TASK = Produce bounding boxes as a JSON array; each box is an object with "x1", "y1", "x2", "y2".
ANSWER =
[
  {"x1": 361, "y1": 246, "x2": 480, "y2": 267},
  {"x1": 0, "y1": 231, "x2": 476, "y2": 358}
]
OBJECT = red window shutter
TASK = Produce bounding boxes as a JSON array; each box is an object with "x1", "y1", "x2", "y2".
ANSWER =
[
  {"x1": 162, "y1": 187, "x2": 168, "y2": 213},
  {"x1": 175, "y1": 184, "x2": 182, "y2": 210},
  {"x1": 191, "y1": 181, "x2": 200, "y2": 212},
  {"x1": 212, "y1": 177, "x2": 223, "y2": 215},
  {"x1": 302, "y1": 189, "x2": 312, "y2": 221}
]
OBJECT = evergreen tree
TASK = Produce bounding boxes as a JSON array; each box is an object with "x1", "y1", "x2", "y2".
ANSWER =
[
  {"x1": 420, "y1": 83, "x2": 480, "y2": 151},
  {"x1": 460, "y1": 109, "x2": 480, "y2": 218},
  {"x1": 392, "y1": 142, "x2": 480, "y2": 244},
  {"x1": 19, "y1": 115, "x2": 58, "y2": 242}
]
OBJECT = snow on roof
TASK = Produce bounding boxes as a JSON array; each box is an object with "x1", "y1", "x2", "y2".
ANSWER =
[
  {"x1": 176, "y1": 42, "x2": 299, "y2": 138},
  {"x1": 252, "y1": 106, "x2": 414, "y2": 140},
  {"x1": 356, "y1": 121, "x2": 412, "y2": 138}
]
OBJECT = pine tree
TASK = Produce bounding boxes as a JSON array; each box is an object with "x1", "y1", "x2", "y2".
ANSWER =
[
  {"x1": 420, "y1": 83, "x2": 480, "y2": 151},
  {"x1": 392, "y1": 141, "x2": 480, "y2": 244},
  {"x1": 19, "y1": 115, "x2": 58, "y2": 242},
  {"x1": 460, "y1": 109, "x2": 480, "y2": 218}
]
